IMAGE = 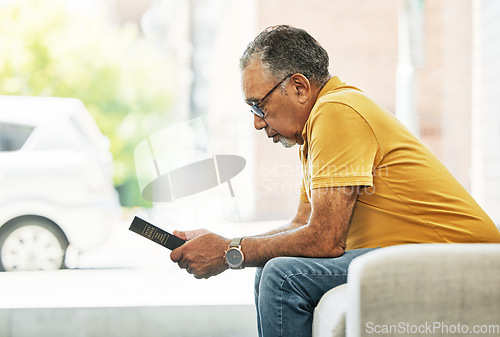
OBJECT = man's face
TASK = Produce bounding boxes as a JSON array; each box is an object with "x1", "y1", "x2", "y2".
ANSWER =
[{"x1": 241, "y1": 61, "x2": 304, "y2": 148}]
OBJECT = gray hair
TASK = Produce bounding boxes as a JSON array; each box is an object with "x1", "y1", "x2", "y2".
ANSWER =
[{"x1": 240, "y1": 25, "x2": 330, "y2": 86}]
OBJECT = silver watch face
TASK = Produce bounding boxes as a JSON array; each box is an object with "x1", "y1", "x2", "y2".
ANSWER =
[{"x1": 226, "y1": 247, "x2": 243, "y2": 268}]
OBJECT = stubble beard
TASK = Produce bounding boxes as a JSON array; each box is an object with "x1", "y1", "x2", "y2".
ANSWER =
[{"x1": 278, "y1": 136, "x2": 297, "y2": 148}]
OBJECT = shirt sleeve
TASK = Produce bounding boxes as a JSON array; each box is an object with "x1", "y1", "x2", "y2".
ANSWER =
[
  {"x1": 308, "y1": 102, "x2": 379, "y2": 189},
  {"x1": 299, "y1": 177, "x2": 310, "y2": 203}
]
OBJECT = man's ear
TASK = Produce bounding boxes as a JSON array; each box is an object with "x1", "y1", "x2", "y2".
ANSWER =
[{"x1": 291, "y1": 74, "x2": 311, "y2": 104}]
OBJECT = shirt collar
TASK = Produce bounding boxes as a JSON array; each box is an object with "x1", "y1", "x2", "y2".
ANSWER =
[
  {"x1": 300, "y1": 76, "x2": 345, "y2": 149},
  {"x1": 317, "y1": 76, "x2": 344, "y2": 100}
]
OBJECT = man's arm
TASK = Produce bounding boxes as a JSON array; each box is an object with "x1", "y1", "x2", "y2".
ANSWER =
[
  {"x1": 241, "y1": 186, "x2": 358, "y2": 266},
  {"x1": 170, "y1": 186, "x2": 358, "y2": 278}
]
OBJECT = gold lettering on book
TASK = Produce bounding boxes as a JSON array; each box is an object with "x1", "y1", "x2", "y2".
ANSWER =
[{"x1": 141, "y1": 224, "x2": 169, "y2": 245}]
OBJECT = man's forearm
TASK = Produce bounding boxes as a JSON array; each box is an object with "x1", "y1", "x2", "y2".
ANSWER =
[
  {"x1": 170, "y1": 188, "x2": 356, "y2": 279},
  {"x1": 239, "y1": 187, "x2": 357, "y2": 268},
  {"x1": 239, "y1": 223, "x2": 345, "y2": 267}
]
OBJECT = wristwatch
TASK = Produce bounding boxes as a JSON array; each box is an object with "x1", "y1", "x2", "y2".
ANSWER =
[{"x1": 225, "y1": 237, "x2": 245, "y2": 269}]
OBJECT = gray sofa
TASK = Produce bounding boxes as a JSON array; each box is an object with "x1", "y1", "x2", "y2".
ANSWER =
[{"x1": 313, "y1": 244, "x2": 500, "y2": 337}]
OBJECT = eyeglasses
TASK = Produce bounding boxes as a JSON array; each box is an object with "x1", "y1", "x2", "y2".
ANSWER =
[{"x1": 250, "y1": 74, "x2": 293, "y2": 118}]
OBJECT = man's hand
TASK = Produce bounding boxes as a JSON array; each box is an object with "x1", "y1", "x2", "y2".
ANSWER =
[
  {"x1": 170, "y1": 229, "x2": 230, "y2": 279},
  {"x1": 173, "y1": 228, "x2": 211, "y2": 241}
]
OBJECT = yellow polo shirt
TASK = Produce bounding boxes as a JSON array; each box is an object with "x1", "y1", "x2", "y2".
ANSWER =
[{"x1": 299, "y1": 76, "x2": 500, "y2": 249}]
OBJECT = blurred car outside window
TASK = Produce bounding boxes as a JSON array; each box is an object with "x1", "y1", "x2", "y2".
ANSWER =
[{"x1": 0, "y1": 95, "x2": 121, "y2": 272}]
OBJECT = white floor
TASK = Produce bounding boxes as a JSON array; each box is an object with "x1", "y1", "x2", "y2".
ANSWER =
[{"x1": 0, "y1": 217, "x2": 284, "y2": 336}]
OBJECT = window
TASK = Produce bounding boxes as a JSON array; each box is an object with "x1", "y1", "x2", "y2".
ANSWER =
[{"x1": 0, "y1": 122, "x2": 35, "y2": 151}]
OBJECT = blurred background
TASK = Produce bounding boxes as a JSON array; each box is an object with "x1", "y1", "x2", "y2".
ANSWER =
[{"x1": 0, "y1": 0, "x2": 499, "y2": 336}]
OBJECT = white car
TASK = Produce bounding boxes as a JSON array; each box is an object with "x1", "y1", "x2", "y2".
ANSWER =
[{"x1": 0, "y1": 95, "x2": 121, "y2": 271}]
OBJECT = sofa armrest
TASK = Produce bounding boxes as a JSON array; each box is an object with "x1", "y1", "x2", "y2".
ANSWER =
[
  {"x1": 313, "y1": 283, "x2": 348, "y2": 337},
  {"x1": 346, "y1": 244, "x2": 500, "y2": 337}
]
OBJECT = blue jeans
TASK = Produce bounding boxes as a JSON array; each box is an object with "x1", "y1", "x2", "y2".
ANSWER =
[{"x1": 254, "y1": 248, "x2": 376, "y2": 337}]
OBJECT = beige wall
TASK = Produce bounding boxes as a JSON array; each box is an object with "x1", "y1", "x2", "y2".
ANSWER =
[{"x1": 472, "y1": 0, "x2": 500, "y2": 225}]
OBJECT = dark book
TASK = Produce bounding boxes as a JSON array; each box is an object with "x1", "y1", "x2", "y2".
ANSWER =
[{"x1": 129, "y1": 216, "x2": 185, "y2": 250}]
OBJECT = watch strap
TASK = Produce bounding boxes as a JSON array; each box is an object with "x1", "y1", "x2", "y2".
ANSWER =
[{"x1": 230, "y1": 237, "x2": 243, "y2": 247}]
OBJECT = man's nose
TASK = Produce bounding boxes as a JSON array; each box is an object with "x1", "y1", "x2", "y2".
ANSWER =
[{"x1": 254, "y1": 114, "x2": 267, "y2": 130}]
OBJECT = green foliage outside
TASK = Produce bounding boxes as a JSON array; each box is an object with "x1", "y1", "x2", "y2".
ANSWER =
[{"x1": 0, "y1": 0, "x2": 175, "y2": 207}]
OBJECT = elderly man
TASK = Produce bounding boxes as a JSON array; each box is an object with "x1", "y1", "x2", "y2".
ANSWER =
[{"x1": 170, "y1": 25, "x2": 500, "y2": 337}]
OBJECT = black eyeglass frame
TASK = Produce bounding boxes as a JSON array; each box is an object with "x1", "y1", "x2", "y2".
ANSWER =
[{"x1": 250, "y1": 74, "x2": 293, "y2": 118}]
